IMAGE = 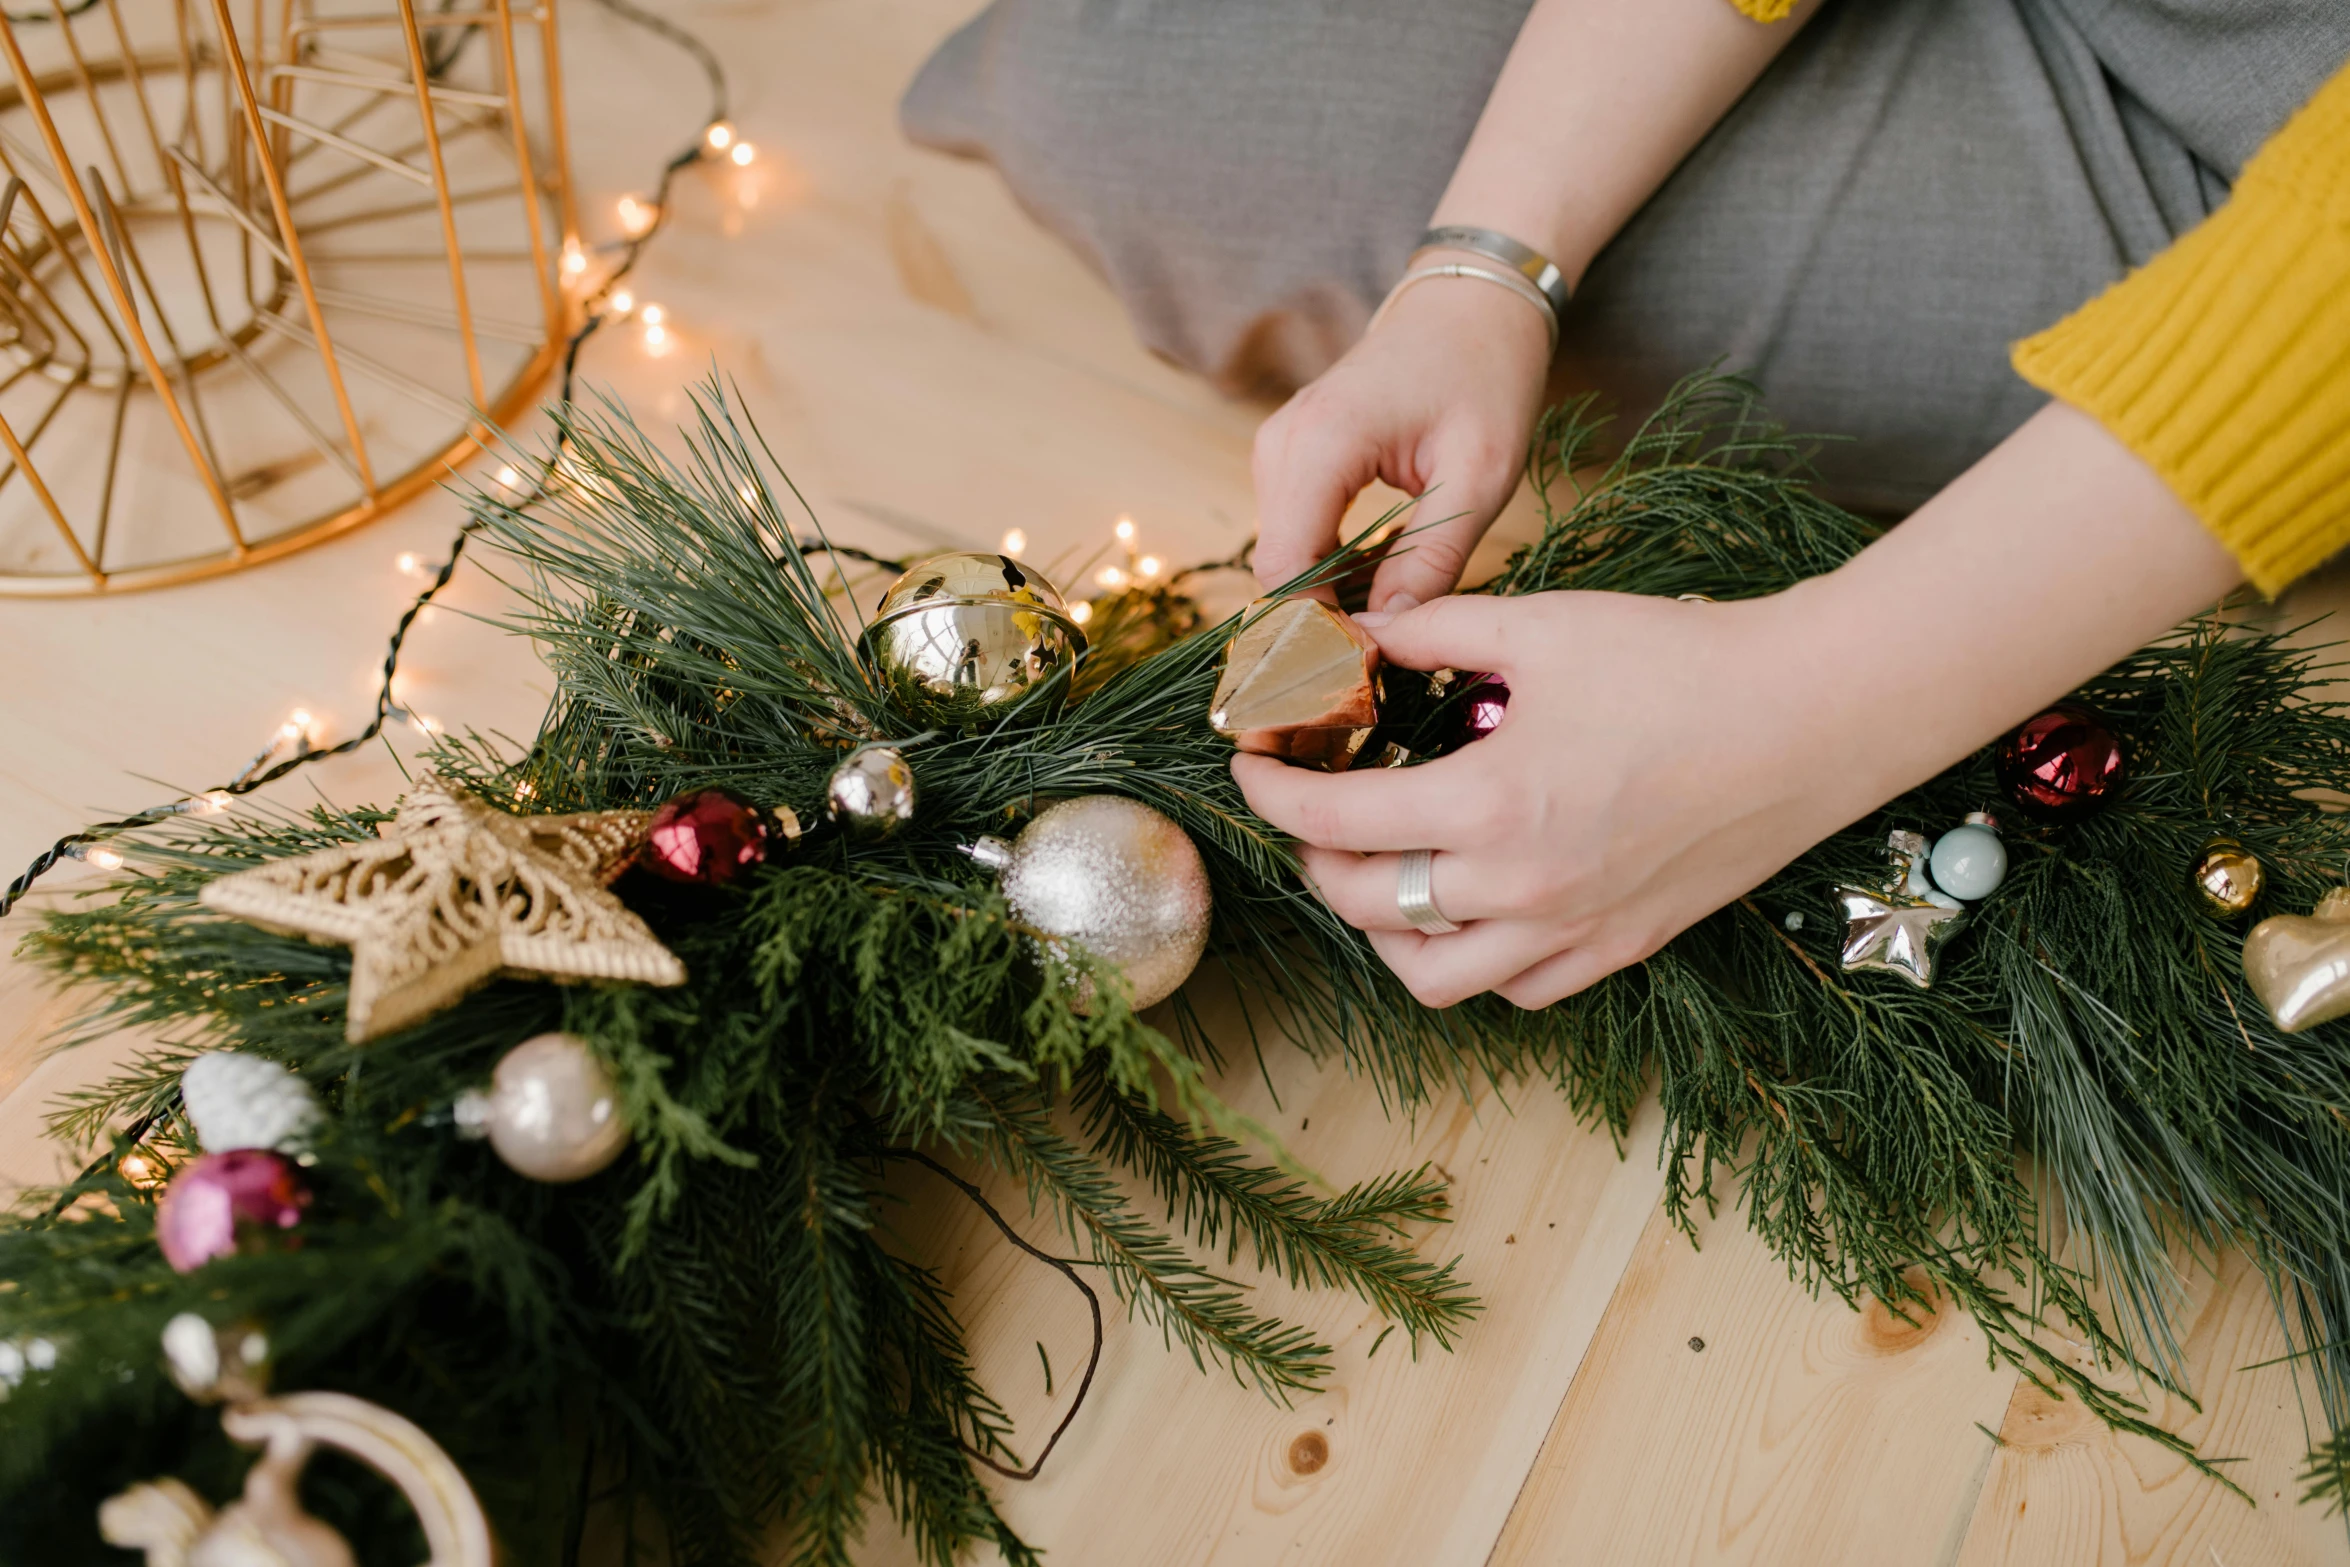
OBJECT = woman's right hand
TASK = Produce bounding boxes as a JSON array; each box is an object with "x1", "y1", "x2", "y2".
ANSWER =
[{"x1": 1250, "y1": 271, "x2": 1552, "y2": 613}]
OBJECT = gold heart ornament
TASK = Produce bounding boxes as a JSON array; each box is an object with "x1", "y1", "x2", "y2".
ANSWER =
[{"x1": 2243, "y1": 887, "x2": 2350, "y2": 1033}]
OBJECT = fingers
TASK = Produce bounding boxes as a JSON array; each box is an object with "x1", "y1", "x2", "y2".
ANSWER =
[
  {"x1": 1234, "y1": 752, "x2": 1491, "y2": 854},
  {"x1": 1251, "y1": 395, "x2": 1378, "y2": 597},
  {"x1": 1350, "y1": 593, "x2": 1519, "y2": 675},
  {"x1": 1364, "y1": 920, "x2": 1579, "y2": 1010},
  {"x1": 1365, "y1": 455, "x2": 1512, "y2": 613},
  {"x1": 1491, "y1": 947, "x2": 1620, "y2": 1010},
  {"x1": 1299, "y1": 846, "x2": 1509, "y2": 930}
]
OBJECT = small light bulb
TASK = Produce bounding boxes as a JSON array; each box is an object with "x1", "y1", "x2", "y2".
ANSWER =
[
  {"x1": 495, "y1": 465, "x2": 520, "y2": 488},
  {"x1": 737, "y1": 483, "x2": 759, "y2": 509},
  {"x1": 561, "y1": 241, "x2": 587, "y2": 276},
  {"x1": 412, "y1": 712, "x2": 443, "y2": 735},
  {"x1": 1070, "y1": 601, "x2": 1093, "y2": 625},
  {"x1": 609, "y1": 288, "x2": 635, "y2": 315},
  {"x1": 395, "y1": 550, "x2": 419, "y2": 574},
  {"x1": 281, "y1": 709, "x2": 313, "y2": 741},
  {"x1": 644, "y1": 322, "x2": 668, "y2": 349},
  {"x1": 203, "y1": 792, "x2": 232, "y2": 813},
  {"x1": 705, "y1": 121, "x2": 735, "y2": 151},
  {"x1": 515, "y1": 780, "x2": 537, "y2": 800},
  {"x1": 1137, "y1": 555, "x2": 1162, "y2": 580},
  {"x1": 616, "y1": 195, "x2": 654, "y2": 237},
  {"x1": 84, "y1": 846, "x2": 125, "y2": 871},
  {"x1": 640, "y1": 304, "x2": 665, "y2": 327},
  {"x1": 1114, "y1": 516, "x2": 1137, "y2": 543},
  {"x1": 1001, "y1": 528, "x2": 1027, "y2": 556},
  {"x1": 730, "y1": 141, "x2": 755, "y2": 167},
  {"x1": 117, "y1": 1148, "x2": 166, "y2": 1190},
  {"x1": 1096, "y1": 565, "x2": 1127, "y2": 589}
]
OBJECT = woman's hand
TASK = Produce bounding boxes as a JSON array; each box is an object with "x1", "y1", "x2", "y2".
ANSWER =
[
  {"x1": 1251, "y1": 275, "x2": 1551, "y2": 613},
  {"x1": 1234, "y1": 402, "x2": 2244, "y2": 1010},
  {"x1": 1232, "y1": 588, "x2": 1877, "y2": 1008}
]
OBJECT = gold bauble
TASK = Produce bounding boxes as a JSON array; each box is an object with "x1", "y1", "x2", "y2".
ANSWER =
[
  {"x1": 2192, "y1": 838, "x2": 2264, "y2": 917},
  {"x1": 979, "y1": 796, "x2": 1212, "y2": 1010},
  {"x1": 859, "y1": 552, "x2": 1085, "y2": 723},
  {"x1": 827, "y1": 744, "x2": 919, "y2": 839},
  {"x1": 2244, "y1": 886, "x2": 2350, "y2": 1032}
]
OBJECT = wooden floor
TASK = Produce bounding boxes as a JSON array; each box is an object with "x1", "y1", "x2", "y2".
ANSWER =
[{"x1": 4, "y1": 2, "x2": 2348, "y2": 1563}]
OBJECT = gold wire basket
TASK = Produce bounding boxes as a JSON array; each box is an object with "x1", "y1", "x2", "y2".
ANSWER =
[{"x1": 0, "y1": 0, "x2": 574, "y2": 595}]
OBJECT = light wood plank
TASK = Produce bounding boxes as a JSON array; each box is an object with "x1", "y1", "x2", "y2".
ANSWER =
[
  {"x1": 848, "y1": 972, "x2": 1670, "y2": 1567},
  {"x1": 1487, "y1": 1202, "x2": 2024, "y2": 1566}
]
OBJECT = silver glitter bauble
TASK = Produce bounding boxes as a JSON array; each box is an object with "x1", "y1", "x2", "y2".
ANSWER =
[
  {"x1": 454, "y1": 1033, "x2": 630, "y2": 1183},
  {"x1": 180, "y1": 1052, "x2": 322, "y2": 1154},
  {"x1": 986, "y1": 796, "x2": 1211, "y2": 1010},
  {"x1": 827, "y1": 744, "x2": 918, "y2": 839},
  {"x1": 859, "y1": 552, "x2": 1085, "y2": 724}
]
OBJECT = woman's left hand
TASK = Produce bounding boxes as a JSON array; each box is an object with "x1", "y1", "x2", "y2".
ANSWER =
[{"x1": 1231, "y1": 586, "x2": 1886, "y2": 1009}]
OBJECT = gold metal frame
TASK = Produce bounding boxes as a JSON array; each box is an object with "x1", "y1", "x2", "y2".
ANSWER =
[{"x1": 0, "y1": 0, "x2": 572, "y2": 595}]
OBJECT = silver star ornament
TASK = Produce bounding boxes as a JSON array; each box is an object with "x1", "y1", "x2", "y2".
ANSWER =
[{"x1": 1835, "y1": 885, "x2": 1966, "y2": 989}]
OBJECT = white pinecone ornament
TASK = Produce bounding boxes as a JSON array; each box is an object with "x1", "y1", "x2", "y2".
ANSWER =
[{"x1": 180, "y1": 1052, "x2": 322, "y2": 1153}]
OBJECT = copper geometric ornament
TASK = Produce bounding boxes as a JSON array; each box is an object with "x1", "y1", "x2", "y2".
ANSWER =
[
  {"x1": 1209, "y1": 597, "x2": 1384, "y2": 772},
  {"x1": 199, "y1": 775, "x2": 683, "y2": 1043}
]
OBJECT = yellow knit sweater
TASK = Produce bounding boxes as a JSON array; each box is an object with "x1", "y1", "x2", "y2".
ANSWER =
[{"x1": 1732, "y1": 0, "x2": 2350, "y2": 595}]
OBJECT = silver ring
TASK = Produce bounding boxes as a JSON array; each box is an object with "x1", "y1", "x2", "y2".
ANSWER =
[{"x1": 1396, "y1": 849, "x2": 1460, "y2": 935}]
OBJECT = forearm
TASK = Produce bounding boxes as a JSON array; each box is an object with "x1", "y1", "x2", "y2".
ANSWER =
[
  {"x1": 1428, "y1": 0, "x2": 1816, "y2": 286},
  {"x1": 1782, "y1": 400, "x2": 2243, "y2": 818}
]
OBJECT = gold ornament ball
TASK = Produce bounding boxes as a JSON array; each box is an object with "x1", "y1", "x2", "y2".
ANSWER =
[
  {"x1": 859, "y1": 551, "x2": 1086, "y2": 723},
  {"x1": 457, "y1": 1033, "x2": 631, "y2": 1183},
  {"x1": 2192, "y1": 838, "x2": 2264, "y2": 917},
  {"x1": 992, "y1": 796, "x2": 1212, "y2": 1010},
  {"x1": 828, "y1": 744, "x2": 918, "y2": 839}
]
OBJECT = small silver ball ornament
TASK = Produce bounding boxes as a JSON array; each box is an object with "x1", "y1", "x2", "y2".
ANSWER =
[
  {"x1": 859, "y1": 551, "x2": 1085, "y2": 724},
  {"x1": 983, "y1": 796, "x2": 1211, "y2": 1010},
  {"x1": 827, "y1": 744, "x2": 918, "y2": 839},
  {"x1": 1928, "y1": 814, "x2": 2008, "y2": 902},
  {"x1": 455, "y1": 1033, "x2": 631, "y2": 1183}
]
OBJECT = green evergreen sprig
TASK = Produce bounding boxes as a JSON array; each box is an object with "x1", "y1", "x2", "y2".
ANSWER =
[{"x1": 8, "y1": 373, "x2": 2350, "y2": 1562}]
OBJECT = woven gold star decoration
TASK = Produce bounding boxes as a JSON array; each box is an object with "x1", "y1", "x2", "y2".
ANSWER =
[{"x1": 200, "y1": 775, "x2": 685, "y2": 1043}]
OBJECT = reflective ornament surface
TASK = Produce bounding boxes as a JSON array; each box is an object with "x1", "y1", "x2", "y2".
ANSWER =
[
  {"x1": 156, "y1": 1151, "x2": 310, "y2": 1274},
  {"x1": 1210, "y1": 598, "x2": 1382, "y2": 771},
  {"x1": 1928, "y1": 819, "x2": 2007, "y2": 902},
  {"x1": 993, "y1": 796, "x2": 1212, "y2": 1010},
  {"x1": 2191, "y1": 838, "x2": 2264, "y2": 917},
  {"x1": 161, "y1": 1314, "x2": 272, "y2": 1405},
  {"x1": 180, "y1": 1052, "x2": 322, "y2": 1154},
  {"x1": 860, "y1": 552, "x2": 1085, "y2": 723},
  {"x1": 456, "y1": 1033, "x2": 631, "y2": 1183},
  {"x1": 2244, "y1": 887, "x2": 2350, "y2": 1032},
  {"x1": 1994, "y1": 703, "x2": 2126, "y2": 822},
  {"x1": 642, "y1": 789, "x2": 773, "y2": 886},
  {"x1": 827, "y1": 745, "x2": 919, "y2": 839},
  {"x1": 1834, "y1": 831, "x2": 1967, "y2": 988}
]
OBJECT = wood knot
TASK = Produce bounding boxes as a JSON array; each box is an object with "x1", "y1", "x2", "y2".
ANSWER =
[
  {"x1": 1859, "y1": 1268, "x2": 1944, "y2": 1354},
  {"x1": 1287, "y1": 1431, "x2": 1329, "y2": 1475}
]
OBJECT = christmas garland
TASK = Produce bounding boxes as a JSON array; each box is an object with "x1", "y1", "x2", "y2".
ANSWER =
[{"x1": 4, "y1": 375, "x2": 2348, "y2": 1562}]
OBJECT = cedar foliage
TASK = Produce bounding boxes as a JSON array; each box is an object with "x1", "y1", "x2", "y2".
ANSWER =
[{"x1": 4, "y1": 375, "x2": 2349, "y2": 1558}]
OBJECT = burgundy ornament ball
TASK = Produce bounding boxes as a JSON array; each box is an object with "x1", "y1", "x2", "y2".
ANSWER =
[
  {"x1": 641, "y1": 789, "x2": 770, "y2": 886},
  {"x1": 1994, "y1": 703, "x2": 2126, "y2": 822},
  {"x1": 155, "y1": 1149, "x2": 310, "y2": 1274}
]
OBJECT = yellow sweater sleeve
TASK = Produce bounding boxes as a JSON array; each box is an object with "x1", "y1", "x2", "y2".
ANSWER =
[
  {"x1": 2012, "y1": 64, "x2": 2350, "y2": 596},
  {"x1": 1728, "y1": 0, "x2": 1802, "y2": 19}
]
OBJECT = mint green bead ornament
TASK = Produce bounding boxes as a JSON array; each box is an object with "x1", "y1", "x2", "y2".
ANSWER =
[{"x1": 1929, "y1": 812, "x2": 2008, "y2": 902}]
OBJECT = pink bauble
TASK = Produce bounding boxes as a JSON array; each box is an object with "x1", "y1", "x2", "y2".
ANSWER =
[
  {"x1": 155, "y1": 1149, "x2": 310, "y2": 1274},
  {"x1": 1463, "y1": 674, "x2": 1510, "y2": 741},
  {"x1": 641, "y1": 789, "x2": 770, "y2": 886}
]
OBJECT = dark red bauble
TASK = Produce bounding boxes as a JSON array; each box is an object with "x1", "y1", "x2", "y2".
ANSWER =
[
  {"x1": 1994, "y1": 703, "x2": 2126, "y2": 821},
  {"x1": 642, "y1": 789, "x2": 771, "y2": 886},
  {"x1": 155, "y1": 1150, "x2": 309, "y2": 1274}
]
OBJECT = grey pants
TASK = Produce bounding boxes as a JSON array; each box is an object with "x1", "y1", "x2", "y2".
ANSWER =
[{"x1": 902, "y1": 0, "x2": 2349, "y2": 512}]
